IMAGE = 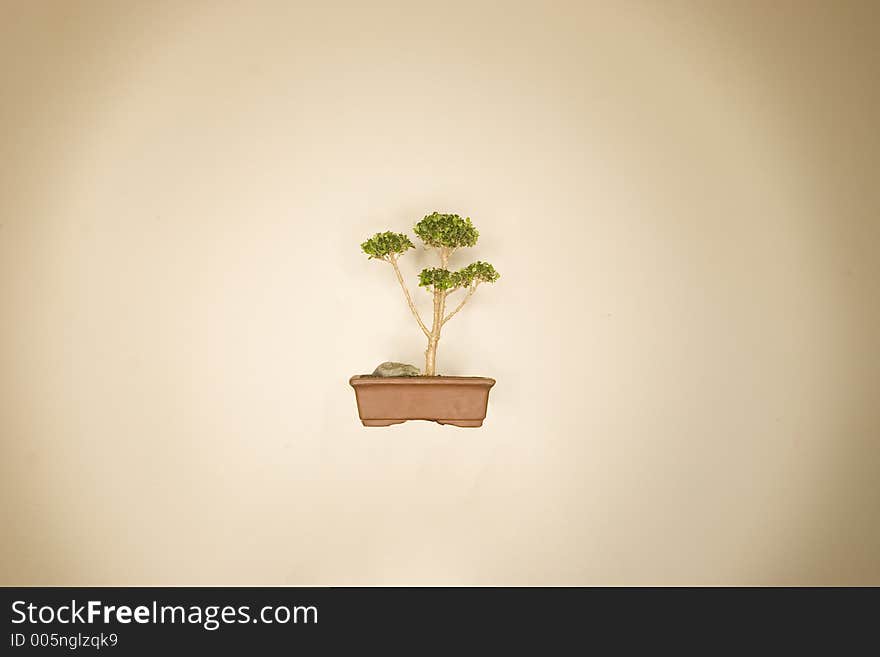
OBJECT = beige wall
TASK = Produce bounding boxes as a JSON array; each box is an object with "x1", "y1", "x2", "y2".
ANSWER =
[{"x1": 1, "y1": 0, "x2": 878, "y2": 585}]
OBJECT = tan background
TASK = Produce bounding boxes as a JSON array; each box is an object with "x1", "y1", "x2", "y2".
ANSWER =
[{"x1": 1, "y1": 1, "x2": 878, "y2": 585}]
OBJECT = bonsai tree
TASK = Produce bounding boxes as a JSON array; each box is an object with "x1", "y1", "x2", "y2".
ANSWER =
[{"x1": 361, "y1": 212, "x2": 500, "y2": 376}]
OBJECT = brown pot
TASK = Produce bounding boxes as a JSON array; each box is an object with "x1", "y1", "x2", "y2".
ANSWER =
[{"x1": 349, "y1": 376, "x2": 496, "y2": 427}]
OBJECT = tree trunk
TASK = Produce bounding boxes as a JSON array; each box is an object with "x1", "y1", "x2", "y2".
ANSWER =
[
  {"x1": 424, "y1": 288, "x2": 444, "y2": 375},
  {"x1": 424, "y1": 247, "x2": 450, "y2": 376},
  {"x1": 425, "y1": 337, "x2": 438, "y2": 376}
]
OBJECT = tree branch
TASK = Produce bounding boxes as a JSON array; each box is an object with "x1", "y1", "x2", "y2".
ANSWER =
[
  {"x1": 389, "y1": 254, "x2": 431, "y2": 337},
  {"x1": 439, "y1": 246, "x2": 451, "y2": 268},
  {"x1": 442, "y1": 283, "x2": 478, "y2": 325}
]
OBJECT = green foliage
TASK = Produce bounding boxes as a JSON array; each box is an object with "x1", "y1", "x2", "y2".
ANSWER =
[
  {"x1": 360, "y1": 231, "x2": 415, "y2": 259},
  {"x1": 456, "y1": 261, "x2": 500, "y2": 286},
  {"x1": 418, "y1": 261, "x2": 500, "y2": 291},
  {"x1": 414, "y1": 212, "x2": 479, "y2": 249},
  {"x1": 418, "y1": 267, "x2": 457, "y2": 291}
]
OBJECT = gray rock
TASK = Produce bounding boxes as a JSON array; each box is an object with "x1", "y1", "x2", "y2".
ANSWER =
[{"x1": 371, "y1": 361, "x2": 421, "y2": 377}]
